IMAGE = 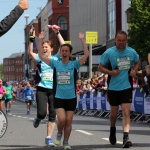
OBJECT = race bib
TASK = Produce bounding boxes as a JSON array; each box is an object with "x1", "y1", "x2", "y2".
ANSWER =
[
  {"x1": 41, "y1": 70, "x2": 53, "y2": 82},
  {"x1": 0, "y1": 94, "x2": 2, "y2": 99},
  {"x1": 57, "y1": 72, "x2": 71, "y2": 84},
  {"x1": 27, "y1": 96, "x2": 32, "y2": 100},
  {"x1": 6, "y1": 91, "x2": 10, "y2": 94},
  {"x1": 117, "y1": 57, "x2": 130, "y2": 70}
]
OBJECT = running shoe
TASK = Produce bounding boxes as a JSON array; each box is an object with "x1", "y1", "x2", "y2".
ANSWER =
[
  {"x1": 27, "y1": 110, "x2": 30, "y2": 115},
  {"x1": 63, "y1": 141, "x2": 71, "y2": 150},
  {"x1": 122, "y1": 138, "x2": 132, "y2": 148},
  {"x1": 109, "y1": 126, "x2": 116, "y2": 145},
  {"x1": 54, "y1": 132, "x2": 62, "y2": 146},
  {"x1": 45, "y1": 138, "x2": 55, "y2": 147},
  {"x1": 33, "y1": 118, "x2": 41, "y2": 128}
]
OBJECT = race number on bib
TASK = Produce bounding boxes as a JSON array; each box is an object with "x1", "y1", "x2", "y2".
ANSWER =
[
  {"x1": 42, "y1": 70, "x2": 53, "y2": 82},
  {"x1": 117, "y1": 57, "x2": 130, "y2": 70},
  {"x1": 27, "y1": 96, "x2": 32, "y2": 100},
  {"x1": 57, "y1": 72, "x2": 71, "y2": 84}
]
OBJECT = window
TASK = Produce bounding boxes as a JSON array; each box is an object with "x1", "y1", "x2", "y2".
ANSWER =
[
  {"x1": 57, "y1": 16, "x2": 67, "y2": 30},
  {"x1": 108, "y1": 0, "x2": 116, "y2": 39}
]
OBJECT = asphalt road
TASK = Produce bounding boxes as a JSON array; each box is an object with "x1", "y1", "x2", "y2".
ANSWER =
[{"x1": 0, "y1": 100, "x2": 150, "y2": 150}]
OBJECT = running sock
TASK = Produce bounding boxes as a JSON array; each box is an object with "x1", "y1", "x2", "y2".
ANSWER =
[
  {"x1": 123, "y1": 132, "x2": 129, "y2": 139},
  {"x1": 47, "y1": 136, "x2": 51, "y2": 139}
]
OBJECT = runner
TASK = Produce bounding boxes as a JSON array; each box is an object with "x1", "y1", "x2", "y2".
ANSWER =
[
  {"x1": 0, "y1": 80, "x2": 6, "y2": 111},
  {"x1": 38, "y1": 31, "x2": 89, "y2": 150},
  {"x1": 4, "y1": 81, "x2": 13, "y2": 114},
  {"x1": 22, "y1": 82, "x2": 34, "y2": 114},
  {"x1": 98, "y1": 30, "x2": 140, "y2": 148},
  {"x1": 28, "y1": 25, "x2": 65, "y2": 146}
]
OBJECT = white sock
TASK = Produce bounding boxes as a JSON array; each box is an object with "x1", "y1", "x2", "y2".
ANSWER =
[{"x1": 47, "y1": 136, "x2": 51, "y2": 139}]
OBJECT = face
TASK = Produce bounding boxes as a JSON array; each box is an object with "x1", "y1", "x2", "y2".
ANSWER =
[
  {"x1": 43, "y1": 43, "x2": 53, "y2": 57},
  {"x1": 115, "y1": 33, "x2": 127, "y2": 50},
  {"x1": 27, "y1": 83, "x2": 31, "y2": 88},
  {"x1": 61, "y1": 46, "x2": 71, "y2": 60}
]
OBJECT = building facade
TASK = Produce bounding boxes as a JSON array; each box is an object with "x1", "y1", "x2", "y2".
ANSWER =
[{"x1": 3, "y1": 53, "x2": 24, "y2": 81}]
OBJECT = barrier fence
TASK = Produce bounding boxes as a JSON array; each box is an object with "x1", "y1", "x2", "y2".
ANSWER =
[
  {"x1": 75, "y1": 88, "x2": 150, "y2": 123},
  {"x1": 16, "y1": 88, "x2": 150, "y2": 123}
]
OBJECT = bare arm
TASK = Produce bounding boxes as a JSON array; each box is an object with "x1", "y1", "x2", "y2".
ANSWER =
[
  {"x1": 51, "y1": 25, "x2": 65, "y2": 54},
  {"x1": 28, "y1": 29, "x2": 36, "y2": 60},
  {"x1": 78, "y1": 32, "x2": 89, "y2": 65},
  {"x1": 130, "y1": 60, "x2": 141, "y2": 77},
  {"x1": 38, "y1": 32, "x2": 50, "y2": 66},
  {"x1": 98, "y1": 64, "x2": 119, "y2": 76}
]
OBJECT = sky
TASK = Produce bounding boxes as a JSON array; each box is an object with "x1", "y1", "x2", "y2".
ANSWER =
[{"x1": 0, "y1": 0, "x2": 48, "y2": 63}]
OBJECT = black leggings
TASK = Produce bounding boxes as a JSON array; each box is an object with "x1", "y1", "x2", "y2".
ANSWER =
[{"x1": 36, "y1": 86, "x2": 56, "y2": 122}]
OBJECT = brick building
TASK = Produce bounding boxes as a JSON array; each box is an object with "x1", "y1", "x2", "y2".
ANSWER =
[{"x1": 3, "y1": 52, "x2": 24, "y2": 81}]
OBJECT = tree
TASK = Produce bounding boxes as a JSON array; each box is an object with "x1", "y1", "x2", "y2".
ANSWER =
[{"x1": 128, "y1": 0, "x2": 150, "y2": 60}]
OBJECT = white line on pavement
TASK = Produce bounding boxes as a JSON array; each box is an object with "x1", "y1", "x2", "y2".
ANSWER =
[
  {"x1": 102, "y1": 138, "x2": 123, "y2": 144},
  {"x1": 17, "y1": 116, "x2": 22, "y2": 117},
  {"x1": 22, "y1": 117, "x2": 28, "y2": 119},
  {"x1": 29, "y1": 118, "x2": 34, "y2": 120},
  {"x1": 75, "y1": 130, "x2": 93, "y2": 135}
]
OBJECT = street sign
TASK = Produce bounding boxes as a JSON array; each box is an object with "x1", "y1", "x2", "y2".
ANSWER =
[
  {"x1": 65, "y1": 41, "x2": 72, "y2": 45},
  {"x1": 86, "y1": 32, "x2": 98, "y2": 44}
]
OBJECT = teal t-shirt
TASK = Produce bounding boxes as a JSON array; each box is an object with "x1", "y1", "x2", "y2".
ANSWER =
[
  {"x1": 35, "y1": 53, "x2": 60, "y2": 89},
  {"x1": 4, "y1": 85, "x2": 13, "y2": 99},
  {"x1": 50, "y1": 59, "x2": 80, "y2": 99},
  {"x1": 99, "y1": 46, "x2": 139, "y2": 91}
]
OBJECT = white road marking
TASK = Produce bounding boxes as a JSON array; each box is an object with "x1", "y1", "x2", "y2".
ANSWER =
[
  {"x1": 29, "y1": 118, "x2": 34, "y2": 120},
  {"x1": 75, "y1": 130, "x2": 93, "y2": 135},
  {"x1": 17, "y1": 116, "x2": 22, "y2": 117},
  {"x1": 102, "y1": 138, "x2": 123, "y2": 144},
  {"x1": 22, "y1": 117, "x2": 28, "y2": 119},
  {"x1": 12, "y1": 115, "x2": 16, "y2": 116}
]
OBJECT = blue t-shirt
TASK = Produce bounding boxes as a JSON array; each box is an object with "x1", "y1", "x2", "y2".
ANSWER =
[
  {"x1": 35, "y1": 53, "x2": 60, "y2": 89},
  {"x1": 99, "y1": 46, "x2": 139, "y2": 91},
  {"x1": 50, "y1": 59, "x2": 80, "y2": 99},
  {"x1": 23, "y1": 88, "x2": 34, "y2": 100}
]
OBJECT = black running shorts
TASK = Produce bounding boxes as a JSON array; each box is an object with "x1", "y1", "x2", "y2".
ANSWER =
[
  {"x1": 107, "y1": 88, "x2": 132, "y2": 106},
  {"x1": 54, "y1": 97, "x2": 77, "y2": 111}
]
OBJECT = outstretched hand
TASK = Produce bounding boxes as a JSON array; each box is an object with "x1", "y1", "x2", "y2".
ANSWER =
[
  {"x1": 29, "y1": 28, "x2": 35, "y2": 36},
  {"x1": 38, "y1": 32, "x2": 45, "y2": 40},
  {"x1": 18, "y1": 0, "x2": 29, "y2": 10},
  {"x1": 77, "y1": 32, "x2": 84, "y2": 39}
]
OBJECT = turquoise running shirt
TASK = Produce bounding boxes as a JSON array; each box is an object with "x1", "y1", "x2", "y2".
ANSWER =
[
  {"x1": 50, "y1": 59, "x2": 80, "y2": 99},
  {"x1": 99, "y1": 46, "x2": 139, "y2": 91},
  {"x1": 35, "y1": 53, "x2": 60, "y2": 89}
]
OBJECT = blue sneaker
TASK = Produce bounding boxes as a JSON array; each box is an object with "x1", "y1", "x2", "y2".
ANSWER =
[
  {"x1": 45, "y1": 138, "x2": 55, "y2": 147},
  {"x1": 33, "y1": 118, "x2": 41, "y2": 128},
  {"x1": 27, "y1": 110, "x2": 30, "y2": 115}
]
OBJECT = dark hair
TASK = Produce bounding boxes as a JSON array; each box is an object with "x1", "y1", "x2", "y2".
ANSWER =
[
  {"x1": 61, "y1": 44, "x2": 73, "y2": 53},
  {"x1": 115, "y1": 30, "x2": 127, "y2": 39}
]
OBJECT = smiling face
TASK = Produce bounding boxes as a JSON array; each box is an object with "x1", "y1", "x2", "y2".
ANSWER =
[
  {"x1": 61, "y1": 45, "x2": 72, "y2": 61},
  {"x1": 42, "y1": 41, "x2": 53, "y2": 57}
]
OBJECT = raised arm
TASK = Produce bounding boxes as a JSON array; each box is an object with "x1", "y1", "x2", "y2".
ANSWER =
[
  {"x1": 38, "y1": 32, "x2": 50, "y2": 66},
  {"x1": 78, "y1": 32, "x2": 89, "y2": 65},
  {"x1": 0, "y1": 0, "x2": 29, "y2": 37},
  {"x1": 28, "y1": 28, "x2": 36, "y2": 60},
  {"x1": 51, "y1": 25, "x2": 65, "y2": 54}
]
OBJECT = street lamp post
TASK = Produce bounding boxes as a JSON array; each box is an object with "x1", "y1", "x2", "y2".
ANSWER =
[{"x1": 24, "y1": 14, "x2": 29, "y2": 79}]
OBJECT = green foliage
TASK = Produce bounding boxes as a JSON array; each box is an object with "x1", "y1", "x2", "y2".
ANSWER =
[{"x1": 128, "y1": 0, "x2": 150, "y2": 60}]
